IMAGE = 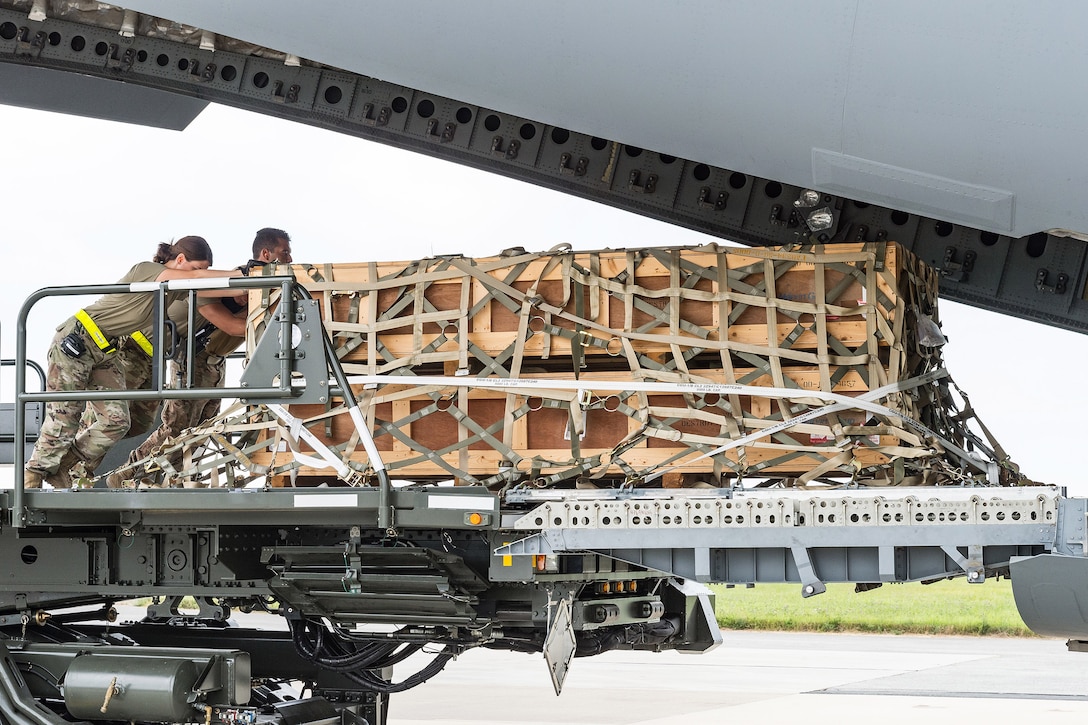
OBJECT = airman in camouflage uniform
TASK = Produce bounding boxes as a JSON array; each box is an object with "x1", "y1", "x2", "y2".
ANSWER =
[
  {"x1": 73, "y1": 335, "x2": 156, "y2": 481},
  {"x1": 24, "y1": 237, "x2": 244, "y2": 489},
  {"x1": 32, "y1": 318, "x2": 129, "y2": 484},
  {"x1": 112, "y1": 228, "x2": 292, "y2": 487}
]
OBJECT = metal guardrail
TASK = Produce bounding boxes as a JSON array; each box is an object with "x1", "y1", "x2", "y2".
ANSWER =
[
  {"x1": 11, "y1": 276, "x2": 301, "y2": 519},
  {"x1": 10, "y1": 275, "x2": 395, "y2": 532},
  {"x1": 0, "y1": 359, "x2": 45, "y2": 465}
]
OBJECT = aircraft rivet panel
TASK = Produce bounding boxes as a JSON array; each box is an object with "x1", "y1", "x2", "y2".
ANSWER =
[
  {"x1": 347, "y1": 82, "x2": 414, "y2": 132},
  {"x1": 671, "y1": 165, "x2": 753, "y2": 226},
  {"x1": 911, "y1": 232, "x2": 1009, "y2": 298},
  {"x1": 994, "y1": 233, "x2": 1087, "y2": 313},
  {"x1": 545, "y1": 135, "x2": 622, "y2": 190},
  {"x1": 112, "y1": 37, "x2": 250, "y2": 94},
  {"x1": 608, "y1": 146, "x2": 686, "y2": 212},
  {"x1": 741, "y1": 180, "x2": 825, "y2": 244},
  {"x1": 237, "y1": 55, "x2": 320, "y2": 107},
  {"x1": 312, "y1": 70, "x2": 360, "y2": 120},
  {"x1": 468, "y1": 109, "x2": 546, "y2": 168},
  {"x1": 0, "y1": 12, "x2": 260, "y2": 98},
  {"x1": 403, "y1": 94, "x2": 475, "y2": 150}
]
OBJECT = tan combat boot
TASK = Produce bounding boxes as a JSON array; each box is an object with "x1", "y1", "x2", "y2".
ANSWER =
[
  {"x1": 23, "y1": 469, "x2": 44, "y2": 489},
  {"x1": 52, "y1": 449, "x2": 82, "y2": 488}
]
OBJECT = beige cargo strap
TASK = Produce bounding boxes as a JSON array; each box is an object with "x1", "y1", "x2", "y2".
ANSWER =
[
  {"x1": 640, "y1": 368, "x2": 954, "y2": 483},
  {"x1": 228, "y1": 243, "x2": 1020, "y2": 490}
]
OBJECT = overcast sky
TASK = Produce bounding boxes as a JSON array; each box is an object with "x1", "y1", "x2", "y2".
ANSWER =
[{"x1": 2, "y1": 103, "x2": 1085, "y2": 495}]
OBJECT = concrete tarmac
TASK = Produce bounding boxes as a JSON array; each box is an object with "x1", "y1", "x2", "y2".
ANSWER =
[{"x1": 387, "y1": 631, "x2": 1088, "y2": 725}]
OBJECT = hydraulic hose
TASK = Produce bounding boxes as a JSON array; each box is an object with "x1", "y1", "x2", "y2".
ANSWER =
[{"x1": 288, "y1": 618, "x2": 456, "y2": 694}]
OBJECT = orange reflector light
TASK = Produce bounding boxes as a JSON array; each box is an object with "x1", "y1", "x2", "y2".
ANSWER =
[
  {"x1": 467, "y1": 512, "x2": 484, "y2": 526},
  {"x1": 534, "y1": 555, "x2": 548, "y2": 571}
]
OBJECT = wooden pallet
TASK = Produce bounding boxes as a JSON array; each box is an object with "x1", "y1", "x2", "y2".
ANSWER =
[{"x1": 244, "y1": 242, "x2": 944, "y2": 485}]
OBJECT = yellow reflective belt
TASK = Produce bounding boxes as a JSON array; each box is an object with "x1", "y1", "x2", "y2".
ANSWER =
[
  {"x1": 74, "y1": 309, "x2": 116, "y2": 354},
  {"x1": 130, "y1": 331, "x2": 153, "y2": 357}
]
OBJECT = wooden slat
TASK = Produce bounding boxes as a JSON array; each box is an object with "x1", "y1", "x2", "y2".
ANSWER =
[{"x1": 245, "y1": 242, "x2": 937, "y2": 482}]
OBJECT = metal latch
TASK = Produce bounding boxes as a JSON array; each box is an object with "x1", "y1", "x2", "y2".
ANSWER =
[
  {"x1": 940, "y1": 246, "x2": 976, "y2": 283},
  {"x1": 1035, "y1": 268, "x2": 1068, "y2": 294}
]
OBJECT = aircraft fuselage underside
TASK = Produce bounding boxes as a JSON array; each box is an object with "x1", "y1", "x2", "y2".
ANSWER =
[{"x1": 0, "y1": 5, "x2": 1085, "y2": 333}]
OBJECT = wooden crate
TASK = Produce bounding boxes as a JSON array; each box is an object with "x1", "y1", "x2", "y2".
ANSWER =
[{"x1": 245, "y1": 242, "x2": 944, "y2": 485}]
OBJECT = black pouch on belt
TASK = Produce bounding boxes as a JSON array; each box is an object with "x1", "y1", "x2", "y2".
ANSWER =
[
  {"x1": 192, "y1": 322, "x2": 215, "y2": 354},
  {"x1": 59, "y1": 330, "x2": 86, "y2": 358}
]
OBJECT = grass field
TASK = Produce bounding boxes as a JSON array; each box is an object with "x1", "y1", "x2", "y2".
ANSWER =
[{"x1": 711, "y1": 577, "x2": 1033, "y2": 636}]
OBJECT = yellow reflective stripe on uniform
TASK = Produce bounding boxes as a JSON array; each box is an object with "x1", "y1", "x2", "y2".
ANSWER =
[
  {"x1": 74, "y1": 309, "x2": 116, "y2": 353},
  {"x1": 130, "y1": 331, "x2": 153, "y2": 357}
]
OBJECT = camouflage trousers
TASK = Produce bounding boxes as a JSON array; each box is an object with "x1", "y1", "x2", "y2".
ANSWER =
[
  {"x1": 115, "y1": 346, "x2": 155, "y2": 439},
  {"x1": 128, "y1": 348, "x2": 226, "y2": 472},
  {"x1": 70, "y1": 344, "x2": 154, "y2": 477},
  {"x1": 27, "y1": 318, "x2": 129, "y2": 477}
]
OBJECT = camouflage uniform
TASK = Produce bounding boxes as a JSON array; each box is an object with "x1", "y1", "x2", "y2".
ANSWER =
[
  {"x1": 125, "y1": 296, "x2": 239, "y2": 481},
  {"x1": 27, "y1": 261, "x2": 173, "y2": 484},
  {"x1": 27, "y1": 319, "x2": 130, "y2": 478},
  {"x1": 78, "y1": 340, "x2": 154, "y2": 474},
  {"x1": 122, "y1": 345, "x2": 157, "y2": 437},
  {"x1": 127, "y1": 348, "x2": 226, "y2": 474}
]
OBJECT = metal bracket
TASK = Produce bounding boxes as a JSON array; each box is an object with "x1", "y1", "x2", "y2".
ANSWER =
[
  {"x1": 790, "y1": 545, "x2": 826, "y2": 598},
  {"x1": 628, "y1": 170, "x2": 657, "y2": 194},
  {"x1": 1035, "y1": 268, "x2": 1068, "y2": 294},
  {"x1": 769, "y1": 204, "x2": 801, "y2": 227},
  {"x1": 0, "y1": 610, "x2": 40, "y2": 628},
  {"x1": 239, "y1": 298, "x2": 331, "y2": 404},
  {"x1": 15, "y1": 26, "x2": 45, "y2": 58},
  {"x1": 542, "y1": 590, "x2": 576, "y2": 696},
  {"x1": 343, "y1": 526, "x2": 363, "y2": 593},
  {"x1": 491, "y1": 135, "x2": 520, "y2": 159},
  {"x1": 559, "y1": 152, "x2": 588, "y2": 176},
  {"x1": 190, "y1": 654, "x2": 225, "y2": 700},
  {"x1": 146, "y1": 595, "x2": 230, "y2": 621},
  {"x1": 940, "y1": 246, "x2": 976, "y2": 283},
  {"x1": 941, "y1": 544, "x2": 985, "y2": 582},
  {"x1": 180, "y1": 57, "x2": 201, "y2": 77},
  {"x1": 697, "y1": 186, "x2": 728, "y2": 211},
  {"x1": 272, "y1": 81, "x2": 300, "y2": 104},
  {"x1": 360, "y1": 102, "x2": 390, "y2": 127},
  {"x1": 105, "y1": 44, "x2": 135, "y2": 72},
  {"x1": 426, "y1": 118, "x2": 456, "y2": 142}
]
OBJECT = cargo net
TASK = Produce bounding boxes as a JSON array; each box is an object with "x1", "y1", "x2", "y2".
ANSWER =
[{"x1": 119, "y1": 243, "x2": 1025, "y2": 490}]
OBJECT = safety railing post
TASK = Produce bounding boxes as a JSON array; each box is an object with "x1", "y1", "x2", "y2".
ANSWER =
[{"x1": 11, "y1": 277, "x2": 301, "y2": 527}]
